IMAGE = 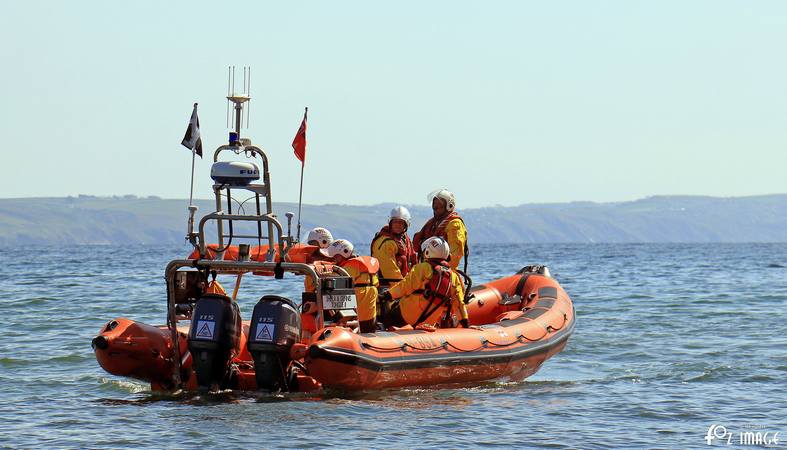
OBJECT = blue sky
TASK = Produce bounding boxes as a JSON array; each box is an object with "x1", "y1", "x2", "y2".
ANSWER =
[{"x1": 1, "y1": 1, "x2": 785, "y2": 207}]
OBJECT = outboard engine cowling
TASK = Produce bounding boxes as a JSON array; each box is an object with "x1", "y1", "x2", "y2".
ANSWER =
[
  {"x1": 187, "y1": 294, "x2": 241, "y2": 389},
  {"x1": 247, "y1": 295, "x2": 301, "y2": 391}
]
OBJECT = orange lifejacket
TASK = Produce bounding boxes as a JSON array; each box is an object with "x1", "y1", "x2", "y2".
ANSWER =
[
  {"x1": 283, "y1": 244, "x2": 321, "y2": 263},
  {"x1": 339, "y1": 256, "x2": 380, "y2": 287},
  {"x1": 370, "y1": 226, "x2": 417, "y2": 278},
  {"x1": 413, "y1": 212, "x2": 464, "y2": 253}
]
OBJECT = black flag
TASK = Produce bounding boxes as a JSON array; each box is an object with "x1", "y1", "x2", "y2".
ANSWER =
[{"x1": 181, "y1": 103, "x2": 203, "y2": 157}]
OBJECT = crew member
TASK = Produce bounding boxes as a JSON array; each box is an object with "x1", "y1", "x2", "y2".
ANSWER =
[
  {"x1": 412, "y1": 189, "x2": 468, "y2": 271},
  {"x1": 321, "y1": 239, "x2": 380, "y2": 333},
  {"x1": 306, "y1": 227, "x2": 334, "y2": 248},
  {"x1": 370, "y1": 206, "x2": 417, "y2": 286},
  {"x1": 283, "y1": 227, "x2": 336, "y2": 327},
  {"x1": 297, "y1": 227, "x2": 335, "y2": 292},
  {"x1": 380, "y1": 237, "x2": 469, "y2": 329}
]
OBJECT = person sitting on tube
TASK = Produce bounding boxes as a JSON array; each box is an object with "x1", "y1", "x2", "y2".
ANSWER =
[{"x1": 380, "y1": 237, "x2": 469, "y2": 329}]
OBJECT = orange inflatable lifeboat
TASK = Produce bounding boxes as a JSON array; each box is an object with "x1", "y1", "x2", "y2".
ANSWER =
[
  {"x1": 93, "y1": 263, "x2": 574, "y2": 392},
  {"x1": 91, "y1": 91, "x2": 575, "y2": 393}
]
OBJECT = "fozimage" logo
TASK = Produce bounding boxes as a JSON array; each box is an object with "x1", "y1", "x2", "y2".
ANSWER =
[{"x1": 705, "y1": 424, "x2": 780, "y2": 446}]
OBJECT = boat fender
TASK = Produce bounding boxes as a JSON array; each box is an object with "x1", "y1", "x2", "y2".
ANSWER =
[{"x1": 274, "y1": 261, "x2": 284, "y2": 279}]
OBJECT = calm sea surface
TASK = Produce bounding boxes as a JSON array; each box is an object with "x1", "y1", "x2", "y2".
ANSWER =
[{"x1": 0, "y1": 243, "x2": 785, "y2": 449}]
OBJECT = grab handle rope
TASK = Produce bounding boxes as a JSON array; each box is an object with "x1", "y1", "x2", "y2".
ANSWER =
[{"x1": 361, "y1": 312, "x2": 569, "y2": 353}]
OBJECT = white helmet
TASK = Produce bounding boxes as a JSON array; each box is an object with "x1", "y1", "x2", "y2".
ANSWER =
[
  {"x1": 427, "y1": 189, "x2": 456, "y2": 212},
  {"x1": 320, "y1": 239, "x2": 354, "y2": 258},
  {"x1": 421, "y1": 237, "x2": 450, "y2": 260},
  {"x1": 306, "y1": 227, "x2": 333, "y2": 248},
  {"x1": 389, "y1": 206, "x2": 411, "y2": 229}
]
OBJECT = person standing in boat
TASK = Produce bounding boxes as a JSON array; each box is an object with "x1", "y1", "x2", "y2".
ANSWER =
[
  {"x1": 320, "y1": 239, "x2": 381, "y2": 333},
  {"x1": 380, "y1": 237, "x2": 469, "y2": 329},
  {"x1": 370, "y1": 206, "x2": 417, "y2": 287},
  {"x1": 412, "y1": 189, "x2": 468, "y2": 272}
]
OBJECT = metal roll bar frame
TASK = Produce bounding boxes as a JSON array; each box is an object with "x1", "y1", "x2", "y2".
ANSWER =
[
  {"x1": 198, "y1": 212, "x2": 285, "y2": 260},
  {"x1": 204, "y1": 144, "x2": 282, "y2": 260}
]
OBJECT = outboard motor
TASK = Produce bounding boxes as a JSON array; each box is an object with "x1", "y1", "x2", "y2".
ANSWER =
[
  {"x1": 187, "y1": 293, "x2": 241, "y2": 390},
  {"x1": 247, "y1": 295, "x2": 301, "y2": 391}
]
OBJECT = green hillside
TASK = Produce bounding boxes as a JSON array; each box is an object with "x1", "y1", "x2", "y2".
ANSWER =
[{"x1": 1, "y1": 194, "x2": 786, "y2": 245}]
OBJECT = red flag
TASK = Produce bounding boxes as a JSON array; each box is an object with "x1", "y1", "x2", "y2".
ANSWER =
[{"x1": 292, "y1": 107, "x2": 307, "y2": 164}]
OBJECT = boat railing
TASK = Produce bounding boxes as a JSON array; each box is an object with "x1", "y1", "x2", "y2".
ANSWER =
[
  {"x1": 197, "y1": 212, "x2": 286, "y2": 260},
  {"x1": 195, "y1": 143, "x2": 292, "y2": 261}
]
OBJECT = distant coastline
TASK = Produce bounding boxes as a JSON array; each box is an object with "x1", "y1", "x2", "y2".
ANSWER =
[{"x1": 1, "y1": 194, "x2": 786, "y2": 245}]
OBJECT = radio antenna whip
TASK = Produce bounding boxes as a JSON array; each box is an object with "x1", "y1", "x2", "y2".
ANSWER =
[
  {"x1": 245, "y1": 66, "x2": 251, "y2": 128},
  {"x1": 226, "y1": 66, "x2": 231, "y2": 128}
]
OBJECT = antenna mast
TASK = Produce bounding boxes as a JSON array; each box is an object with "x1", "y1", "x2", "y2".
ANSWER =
[{"x1": 226, "y1": 65, "x2": 251, "y2": 145}]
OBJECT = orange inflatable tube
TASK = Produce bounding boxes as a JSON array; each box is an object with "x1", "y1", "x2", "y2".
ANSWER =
[
  {"x1": 304, "y1": 272, "x2": 574, "y2": 390},
  {"x1": 92, "y1": 268, "x2": 574, "y2": 392}
]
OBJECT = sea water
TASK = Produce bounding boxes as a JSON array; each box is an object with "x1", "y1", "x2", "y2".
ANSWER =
[{"x1": 0, "y1": 244, "x2": 785, "y2": 448}]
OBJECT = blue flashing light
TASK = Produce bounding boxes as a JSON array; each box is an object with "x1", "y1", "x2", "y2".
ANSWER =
[{"x1": 229, "y1": 132, "x2": 239, "y2": 145}]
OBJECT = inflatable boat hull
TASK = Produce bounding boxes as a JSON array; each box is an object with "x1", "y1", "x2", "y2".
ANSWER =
[{"x1": 92, "y1": 270, "x2": 574, "y2": 392}]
